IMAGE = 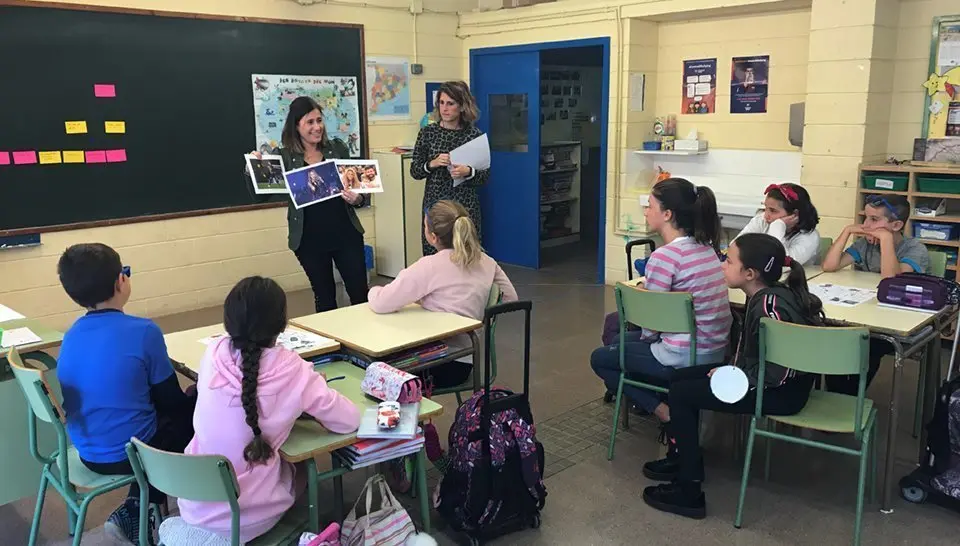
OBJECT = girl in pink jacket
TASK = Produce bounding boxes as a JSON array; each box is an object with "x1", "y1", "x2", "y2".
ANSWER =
[{"x1": 178, "y1": 276, "x2": 361, "y2": 542}]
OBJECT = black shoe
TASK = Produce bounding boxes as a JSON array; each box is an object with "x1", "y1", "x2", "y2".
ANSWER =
[
  {"x1": 643, "y1": 456, "x2": 679, "y2": 481},
  {"x1": 642, "y1": 482, "x2": 706, "y2": 519},
  {"x1": 603, "y1": 390, "x2": 615, "y2": 403},
  {"x1": 105, "y1": 498, "x2": 157, "y2": 545}
]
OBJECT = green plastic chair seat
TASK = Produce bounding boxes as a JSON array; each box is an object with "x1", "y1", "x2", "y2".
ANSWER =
[
  {"x1": 768, "y1": 391, "x2": 874, "y2": 433},
  {"x1": 67, "y1": 447, "x2": 134, "y2": 490}
]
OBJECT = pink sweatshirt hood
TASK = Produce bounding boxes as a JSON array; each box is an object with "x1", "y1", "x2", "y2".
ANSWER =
[{"x1": 207, "y1": 336, "x2": 302, "y2": 397}]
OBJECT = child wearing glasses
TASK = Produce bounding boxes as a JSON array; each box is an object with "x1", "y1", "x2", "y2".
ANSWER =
[
  {"x1": 821, "y1": 194, "x2": 930, "y2": 394},
  {"x1": 733, "y1": 183, "x2": 822, "y2": 266},
  {"x1": 55, "y1": 243, "x2": 197, "y2": 544}
]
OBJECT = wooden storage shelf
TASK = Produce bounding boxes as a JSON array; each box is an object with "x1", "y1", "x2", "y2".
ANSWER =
[
  {"x1": 916, "y1": 239, "x2": 960, "y2": 248},
  {"x1": 909, "y1": 215, "x2": 960, "y2": 224}
]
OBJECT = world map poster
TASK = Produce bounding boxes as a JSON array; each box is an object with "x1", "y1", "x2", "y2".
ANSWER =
[
  {"x1": 251, "y1": 74, "x2": 362, "y2": 157},
  {"x1": 365, "y1": 56, "x2": 411, "y2": 121}
]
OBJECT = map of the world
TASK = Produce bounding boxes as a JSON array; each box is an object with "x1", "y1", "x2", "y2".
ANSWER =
[{"x1": 251, "y1": 74, "x2": 362, "y2": 157}]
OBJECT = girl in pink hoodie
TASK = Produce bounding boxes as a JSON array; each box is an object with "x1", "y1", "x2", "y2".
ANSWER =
[
  {"x1": 178, "y1": 276, "x2": 361, "y2": 542},
  {"x1": 368, "y1": 200, "x2": 517, "y2": 389}
]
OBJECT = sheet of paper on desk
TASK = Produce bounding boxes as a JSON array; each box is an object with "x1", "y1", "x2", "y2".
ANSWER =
[
  {"x1": 198, "y1": 330, "x2": 333, "y2": 352},
  {"x1": 0, "y1": 304, "x2": 25, "y2": 323},
  {"x1": 449, "y1": 133, "x2": 490, "y2": 187},
  {"x1": 809, "y1": 283, "x2": 876, "y2": 308},
  {"x1": 0, "y1": 327, "x2": 42, "y2": 348}
]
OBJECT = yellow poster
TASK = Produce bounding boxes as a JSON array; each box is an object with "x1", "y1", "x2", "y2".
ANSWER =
[
  {"x1": 105, "y1": 121, "x2": 126, "y2": 134},
  {"x1": 62, "y1": 151, "x2": 85, "y2": 163},
  {"x1": 38, "y1": 151, "x2": 62, "y2": 165},
  {"x1": 65, "y1": 121, "x2": 88, "y2": 134}
]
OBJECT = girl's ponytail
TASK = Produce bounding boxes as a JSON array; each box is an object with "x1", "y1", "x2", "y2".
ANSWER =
[
  {"x1": 426, "y1": 200, "x2": 482, "y2": 268},
  {"x1": 784, "y1": 258, "x2": 825, "y2": 325},
  {"x1": 694, "y1": 185, "x2": 722, "y2": 254},
  {"x1": 451, "y1": 215, "x2": 482, "y2": 268}
]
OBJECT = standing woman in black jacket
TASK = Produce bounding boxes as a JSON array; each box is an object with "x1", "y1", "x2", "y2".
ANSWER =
[
  {"x1": 410, "y1": 81, "x2": 490, "y2": 256},
  {"x1": 248, "y1": 96, "x2": 368, "y2": 312}
]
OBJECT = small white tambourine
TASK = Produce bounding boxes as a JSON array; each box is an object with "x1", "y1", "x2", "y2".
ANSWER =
[{"x1": 710, "y1": 366, "x2": 749, "y2": 404}]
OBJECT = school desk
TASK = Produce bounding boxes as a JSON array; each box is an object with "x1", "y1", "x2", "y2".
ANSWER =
[
  {"x1": 282, "y1": 360, "x2": 443, "y2": 533},
  {"x1": 0, "y1": 317, "x2": 64, "y2": 506},
  {"x1": 163, "y1": 323, "x2": 340, "y2": 381},
  {"x1": 291, "y1": 303, "x2": 483, "y2": 390}
]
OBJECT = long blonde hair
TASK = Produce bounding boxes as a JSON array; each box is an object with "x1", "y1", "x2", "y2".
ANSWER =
[{"x1": 427, "y1": 200, "x2": 481, "y2": 268}]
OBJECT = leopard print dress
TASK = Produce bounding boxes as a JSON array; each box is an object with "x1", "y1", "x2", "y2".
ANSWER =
[{"x1": 410, "y1": 123, "x2": 490, "y2": 256}]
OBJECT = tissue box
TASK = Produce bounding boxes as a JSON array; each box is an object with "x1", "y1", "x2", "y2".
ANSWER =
[{"x1": 674, "y1": 139, "x2": 708, "y2": 152}]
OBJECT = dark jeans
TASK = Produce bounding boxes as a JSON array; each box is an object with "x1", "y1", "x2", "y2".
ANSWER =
[
  {"x1": 295, "y1": 237, "x2": 369, "y2": 313},
  {"x1": 590, "y1": 332, "x2": 673, "y2": 413},
  {"x1": 668, "y1": 365, "x2": 813, "y2": 483},
  {"x1": 825, "y1": 337, "x2": 890, "y2": 396},
  {"x1": 82, "y1": 400, "x2": 196, "y2": 505}
]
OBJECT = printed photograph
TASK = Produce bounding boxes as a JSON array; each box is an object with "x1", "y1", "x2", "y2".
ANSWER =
[
  {"x1": 245, "y1": 154, "x2": 287, "y2": 194},
  {"x1": 284, "y1": 160, "x2": 343, "y2": 209},
  {"x1": 336, "y1": 159, "x2": 384, "y2": 193}
]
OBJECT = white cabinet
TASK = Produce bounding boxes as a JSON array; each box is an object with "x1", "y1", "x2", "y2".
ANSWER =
[{"x1": 372, "y1": 151, "x2": 424, "y2": 278}]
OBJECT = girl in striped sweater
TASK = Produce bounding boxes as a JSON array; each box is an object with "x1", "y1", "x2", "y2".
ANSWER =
[{"x1": 591, "y1": 178, "x2": 732, "y2": 422}]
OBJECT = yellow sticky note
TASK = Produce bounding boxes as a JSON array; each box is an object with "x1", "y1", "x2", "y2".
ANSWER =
[
  {"x1": 104, "y1": 121, "x2": 126, "y2": 134},
  {"x1": 38, "y1": 151, "x2": 62, "y2": 165},
  {"x1": 65, "y1": 121, "x2": 88, "y2": 134},
  {"x1": 62, "y1": 151, "x2": 85, "y2": 164}
]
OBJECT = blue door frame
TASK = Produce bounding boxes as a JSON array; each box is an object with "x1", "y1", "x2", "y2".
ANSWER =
[{"x1": 469, "y1": 37, "x2": 611, "y2": 284}]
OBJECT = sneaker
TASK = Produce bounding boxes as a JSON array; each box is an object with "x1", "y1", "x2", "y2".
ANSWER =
[
  {"x1": 642, "y1": 482, "x2": 706, "y2": 519},
  {"x1": 603, "y1": 390, "x2": 616, "y2": 403},
  {"x1": 104, "y1": 498, "x2": 157, "y2": 545},
  {"x1": 643, "y1": 456, "x2": 679, "y2": 481}
]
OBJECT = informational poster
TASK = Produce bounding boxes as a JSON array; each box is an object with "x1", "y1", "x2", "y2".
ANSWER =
[
  {"x1": 251, "y1": 74, "x2": 362, "y2": 157},
  {"x1": 365, "y1": 56, "x2": 411, "y2": 120},
  {"x1": 731, "y1": 55, "x2": 769, "y2": 114},
  {"x1": 682, "y1": 58, "x2": 716, "y2": 114}
]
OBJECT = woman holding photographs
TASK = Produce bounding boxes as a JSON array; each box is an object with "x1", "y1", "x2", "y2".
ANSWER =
[
  {"x1": 410, "y1": 81, "x2": 489, "y2": 256},
  {"x1": 247, "y1": 96, "x2": 368, "y2": 313}
]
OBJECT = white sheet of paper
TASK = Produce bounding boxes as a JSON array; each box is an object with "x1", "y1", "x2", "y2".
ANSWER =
[
  {"x1": 198, "y1": 329, "x2": 334, "y2": 352},
  {"x1": 710, "y1": 366, "x2": 749, "y2": 404},
  {"x1": 809, "y1": 283, "x2": 877, "y2": 308},
  {"x1": 449, "y1": 133, "x2": 491, "y2": 187},
  {"x1": 0, "y1": 304, "x2": 25, "y2": 323},
  {"x1": 1, "y1": 327, "x2": 42, "y2": 348}
]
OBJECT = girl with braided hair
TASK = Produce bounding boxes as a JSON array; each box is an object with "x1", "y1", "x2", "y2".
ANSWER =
[{"x1": 177, "y1": 276, "x2": 361, "y2": 542}]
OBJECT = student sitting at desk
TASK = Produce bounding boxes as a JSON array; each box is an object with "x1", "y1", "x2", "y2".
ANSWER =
[
  {"x1": 56, "y1": 243, "x2": 196, "y2": 544},
  {"x1": 591, "y1": 178, "x2": 732, "y2": 421},
  {"x1": 733, "y1": 182, "x2": 821, "y2": 266},
  {"x1": 642, "y1": 233, "x2": 823, "y2": 519},
  {"x1": 173, "y1": 276, "x2": 361, "y2": 544},
  {"x1": 821, "y1": 194, "x2": 930, "y2": 395},
  {"x1": 367, "y1": 199, "x2": 518, "y2": 389}
]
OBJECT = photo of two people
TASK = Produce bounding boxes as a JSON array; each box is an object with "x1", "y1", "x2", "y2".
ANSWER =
[{"x1": 336, "y1": 160, "x2": 383, "y2": 193}]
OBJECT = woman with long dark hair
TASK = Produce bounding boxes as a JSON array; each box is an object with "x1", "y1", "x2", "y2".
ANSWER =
[
  {"x1": 410, "y1": 81, "x2": 490, "y2": 256},
  {"x1": 247, "y1": 96, "x2": 368, "y2": 312}
]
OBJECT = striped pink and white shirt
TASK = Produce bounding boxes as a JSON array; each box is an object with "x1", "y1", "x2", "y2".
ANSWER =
[{"x1": 643, "y1": 236, "x2": 732, "y2": 368}]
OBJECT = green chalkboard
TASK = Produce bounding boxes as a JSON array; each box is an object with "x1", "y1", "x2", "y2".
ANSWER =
[{"x1": 0, "y1": 2, "x2": 367, "y2": 233}]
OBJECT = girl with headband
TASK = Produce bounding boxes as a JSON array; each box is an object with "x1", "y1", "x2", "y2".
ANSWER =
[{"x1": 734, "y1": 183, "x2": 821, "y2": 266}]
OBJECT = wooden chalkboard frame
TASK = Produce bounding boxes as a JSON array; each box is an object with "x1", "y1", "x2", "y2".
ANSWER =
[{"x1": 0, "y1": 0, "x2": 368, "y2": 238}]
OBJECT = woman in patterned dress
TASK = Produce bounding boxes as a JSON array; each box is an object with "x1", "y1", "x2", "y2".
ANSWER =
[{"x1": 410, "y1": 81, "x2": 490, "y2": 256}]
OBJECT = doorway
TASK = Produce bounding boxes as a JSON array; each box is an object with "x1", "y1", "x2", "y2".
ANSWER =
[{"x1": 470, "y1": 38, "x2": 610, "y2": 283}]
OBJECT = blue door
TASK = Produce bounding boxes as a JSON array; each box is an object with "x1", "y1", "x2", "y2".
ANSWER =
[{"x1": 471, "y1": 50, "x2": 540, "y2": 269}]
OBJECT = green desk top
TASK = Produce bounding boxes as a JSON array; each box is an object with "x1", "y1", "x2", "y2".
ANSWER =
[
  {"x1": 0, "y1": 319, "x2": 64, "y2": 361},
  {"x1": 279, "y1": 361, "x2": 443, "y2": 463}
]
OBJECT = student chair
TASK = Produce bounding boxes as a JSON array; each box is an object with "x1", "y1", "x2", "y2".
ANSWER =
[
  {"x1": 607, "y1": 284, "x2": 696, "y2": 461},
  {"x1": 126, "y1": 438, "x2": 307, "y2": 546},
  {"x1": 912, "y1": 250, "x2": 948, "y2": 438},
  {"x1": 430, "y1": 283, "x2": 503, "y2": 405},
  {"x1": 735, "y1": 320, "x2": 877, "y2": 546},
  {"x1": 816, "y1": 237, "x2": 833, "y2": 265},
  {"x1": 6, "y1": 347, "x2": 158, "y2": 546}
]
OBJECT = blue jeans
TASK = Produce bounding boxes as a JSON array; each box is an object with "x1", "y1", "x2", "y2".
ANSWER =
[{"x1": 590, "y1": 332, "x2": 673, "y2": 413}]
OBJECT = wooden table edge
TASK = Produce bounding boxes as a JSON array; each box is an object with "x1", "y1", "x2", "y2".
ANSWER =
[
  {"x1": 290, "y1": 318, "x2": 480, "y2": 358},
  {"x1": 279, "y1": 405, "x2": 445, "y2": 463},
  {"x1": 0, "y1": 339, "x2": 63, "y2": 358}
]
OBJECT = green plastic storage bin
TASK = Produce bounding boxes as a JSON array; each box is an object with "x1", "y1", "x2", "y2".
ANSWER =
[
  {"x1": 861, "y1": 173, "x2": 908, "y2": 191},
  {"x1": 916, "y1": 175, "x2": 960, "y2": 195}
]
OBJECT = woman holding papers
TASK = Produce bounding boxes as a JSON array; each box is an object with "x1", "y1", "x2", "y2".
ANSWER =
[
  {"x1": 410, "y1": 81, "x2": 490, "y2": 256},
  {"x1": 246, "y1": 96, "x2": 368, "y2": 313}
]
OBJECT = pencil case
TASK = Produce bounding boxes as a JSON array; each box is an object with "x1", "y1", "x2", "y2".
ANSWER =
[{"x1": 360, "y1": 362, "x2": 423, "y2": 403}]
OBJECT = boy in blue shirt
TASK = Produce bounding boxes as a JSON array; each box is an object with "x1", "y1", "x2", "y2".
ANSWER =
[
  {"x1": 822, "y1": 194, "x2": 930, "y2": 394},
  {"x1": 57, "y1": 243, "x2": 195, "y2": 544}
]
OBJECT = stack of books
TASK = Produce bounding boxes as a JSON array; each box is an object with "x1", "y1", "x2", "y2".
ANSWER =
[
  {"x1": 385, "y1": 342, "x2": 449, "y2": 369},
  {"x1": 336, "y1": 432, "x2": 424, "y2": 470}
]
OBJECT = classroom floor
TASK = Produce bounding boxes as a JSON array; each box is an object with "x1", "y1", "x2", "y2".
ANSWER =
[{"x1": 3, "y1": 245, "x2": 958, "y2": 545}]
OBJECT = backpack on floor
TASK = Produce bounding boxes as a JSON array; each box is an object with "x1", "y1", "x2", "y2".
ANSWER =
[
  {"x1": 929, "y1": 380, "x2": 960, "y2": 499},
  {"x1": 435, "y1": 388, "x2": 546, "y2": 541}
]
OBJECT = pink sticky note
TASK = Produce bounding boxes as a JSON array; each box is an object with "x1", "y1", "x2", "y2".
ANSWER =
[
  {"x1": 85, "y1": 150, "x2": 107, "y2": 164},
  {"x1": 105, "y1": 149, "x2": 127, "y2": 163},
  {"x1": 13, "y1": 151, "x2": 38, "y2": 165},
  {"x1": 0, "y1": 152, "x2": 10, "y2": 165},
  {"x1": 94, "y1": 84, "x2": 116, "y2": 98}
]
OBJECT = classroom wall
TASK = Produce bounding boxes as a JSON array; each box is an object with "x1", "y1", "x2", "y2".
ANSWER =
[
  {"x1": 0, "y1": 0, "x2": 462, "y2": 331},
  {"x1": 887, "y1": 0, "x2": 959, "y2": 158}
]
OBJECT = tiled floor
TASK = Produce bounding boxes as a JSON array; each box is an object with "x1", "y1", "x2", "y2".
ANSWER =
[{"x1": 3, "y1": 241, "x2": 959, "y2": 545}]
